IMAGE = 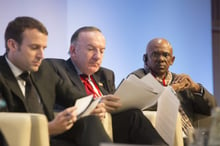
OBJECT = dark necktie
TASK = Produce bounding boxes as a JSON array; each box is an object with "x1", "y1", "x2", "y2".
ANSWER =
[{"x1": 19, "y1": 72, "x2": 44, "y2": 114}]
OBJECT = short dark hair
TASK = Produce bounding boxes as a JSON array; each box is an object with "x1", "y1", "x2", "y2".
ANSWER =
[
  {"x1": 70, "y1": 26, "x2": 101, "y2": 44},
  {"x1": 4, "y1": 16, "x2": 48, "y2": 53}
]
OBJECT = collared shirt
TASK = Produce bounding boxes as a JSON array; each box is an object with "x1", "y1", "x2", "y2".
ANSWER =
[
  {"x1": 144, "y1": 65, "x2": 204, "y2": 96},
  {"x1": 71, "y1": 60, "x2": 103, "y2": 98},
  {"x1": 5, "y1": 56, "x2": 26, "y2": 96}
]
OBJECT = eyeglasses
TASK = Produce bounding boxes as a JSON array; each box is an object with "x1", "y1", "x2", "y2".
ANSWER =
[{"x1": 150, "y1": 52, "x2": 171, "y2": 59}]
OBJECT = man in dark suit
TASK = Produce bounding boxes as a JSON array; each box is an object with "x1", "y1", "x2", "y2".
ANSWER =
[
  {"x1": 130, "y1": 38, "x2": 217, "y2": 137},
  {"x1": 0, "y1": 131, "x2": 8, "y2": 146},
  {"x1": 47, "y1": 26, "x2": 167, "y2": 145},
  {"x1": 0, "y1": 16, "x2": 112, "y2": 146}
]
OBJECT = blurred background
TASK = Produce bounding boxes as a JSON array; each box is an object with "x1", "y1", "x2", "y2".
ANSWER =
[{"x1": 0, "y1": 0, "x2": 219, "y2": 104}]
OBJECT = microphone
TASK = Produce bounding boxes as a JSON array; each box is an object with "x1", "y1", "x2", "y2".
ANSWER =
[{"x1": 0, "y1": 99, "x2": 6, "y2": 110}]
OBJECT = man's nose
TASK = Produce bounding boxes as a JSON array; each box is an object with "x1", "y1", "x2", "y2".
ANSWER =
[
  {"x1": 94, "y1": 50, "x2": 102, "y2": 59},
  {"x1": 37, "y1": 48, "x2": 44, "y2": 59}
]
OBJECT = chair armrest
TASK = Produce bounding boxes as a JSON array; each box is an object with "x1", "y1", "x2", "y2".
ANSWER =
[
  {"x1": 0, "y1": 112, "x2": 50, "y2": 146},
  {"x1": 29, "y1": 113, "x2": 50, "y2": 146},
  {"x1": 101, "y1": 112, "x2": 113, "y2": 141},
  {"x1": 0, "y1": 112, "x2": 32, "y2": 146},
  {"x1": 194, "y1": 115, "x2": 213, "y2": 129}
]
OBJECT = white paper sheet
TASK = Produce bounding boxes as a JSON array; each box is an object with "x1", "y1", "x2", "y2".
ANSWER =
[
  {"x1": 155, "y1": 86, "x2": 180, "y2": 146},
  {"x1": 113, "y1": 73, "x2": 180, "y2": 146},
  {"x1": 80, "y1": 97, "x2": 101, "y2": 118},
  {"x1": 74, "y1": 95, "x2": 101, "y2": 118},
  {"x1": 113, "y1": 73, "x2": 164, "y2": 113}
]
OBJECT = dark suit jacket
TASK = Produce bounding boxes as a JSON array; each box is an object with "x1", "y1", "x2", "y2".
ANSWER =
[
  {"x1": 0, "y1": 130, "x2": 8, "y2": 146},
  {"x1": 47, "y1": 58, "x2": 116, "y2": 104},
  {"x1": 0, "y1": 56, "x2": 77, "y2": 121},
  {"x1": 131, "y1": 68, "x2": 217, "y2": 123},
  {"x1": 47, "y1": 59, "x2": 169, "y2": 145}
]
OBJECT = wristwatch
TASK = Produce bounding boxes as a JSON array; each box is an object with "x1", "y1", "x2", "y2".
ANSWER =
[{"x1": 193, "y1": 83, "x2": 204, "y2": 96}]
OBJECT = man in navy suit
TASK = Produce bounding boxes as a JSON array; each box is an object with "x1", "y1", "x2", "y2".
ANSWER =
[{"x1": 47, "y1": 26, "x2": 167, "y2": 145}]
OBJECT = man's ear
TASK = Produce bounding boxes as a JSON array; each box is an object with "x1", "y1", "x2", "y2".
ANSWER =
[
  {"x1": 7, "y1": 39, "x2": 18, "y2": 51},
  {"x1": 143, "y1": 54, "x2": 148, "y2": 62},
  {"x1": 69, "y1": 44, "x2": 75, "y2": 55},
  {"x1": 170, "y1": 56, "x2": 175, "y2": 65}
]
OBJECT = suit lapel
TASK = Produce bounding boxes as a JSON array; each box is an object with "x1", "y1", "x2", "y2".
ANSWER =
[
  {"x1": 92, "y1": 72, "x2": 109, "y2": 95},
  {"x1": 66, "y1": 59, "x2": 87, "y2": 94},
  {"x1": 65, "y1": 59, "x2": 109, "y2": 96},
  {"x1": 0, "y1": 56, "x2": 25, "y2": 101}
]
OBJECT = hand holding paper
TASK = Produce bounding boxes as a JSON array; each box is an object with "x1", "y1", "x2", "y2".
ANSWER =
[
  {"x1": 113, "y1": 73, "x2": 180, "y2": 146},
  {"x1": 101, "y1": 94, "x2": 122, "y2": 113},
  {"x1": 90, "y1": 102, "x2": 106, "y2": 120},
  {"x1": 74, "y1": 95, "x2": 101, "y2": 118},
  {"x1": 113, "y1": 73, "x2": 164, "y2": 113}
]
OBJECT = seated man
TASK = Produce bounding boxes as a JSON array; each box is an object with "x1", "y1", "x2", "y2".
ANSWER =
[
  {"x1": 47, "y1": 26, "x2": 167, "y2": 145},
  {"x1": 130, "y1": 38, "x2": 217, "y2": 137},
  {"x1": 0, "y1": 16, "x2": 112, "y2": 146}
]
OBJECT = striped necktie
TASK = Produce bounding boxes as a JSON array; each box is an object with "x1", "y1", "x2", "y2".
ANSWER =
[{"x1": 80, "y1": 74, "x2": 102, "y2": 98}]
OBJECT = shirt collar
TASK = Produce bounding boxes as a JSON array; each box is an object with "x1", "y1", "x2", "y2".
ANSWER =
[
  {"x1": 5, "y1": 56, "x2": 23, "y2": 78},
  {"x1": 144, "y1": 65, "x2": 173, "y2": 86},
  {"x1": 71, "y1": 60, "x2": 92, "y2": 79}
]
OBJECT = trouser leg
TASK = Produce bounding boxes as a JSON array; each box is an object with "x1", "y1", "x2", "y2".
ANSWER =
[
  {"x1": 53, "y1": 115, "x2": 112, "y2": 146},
  {"x1": 0, "y1": 131, "x2": 8, "y2": 146},
  {"x1": 112, "y1": 109, "x2": 167, "y2": 145}
]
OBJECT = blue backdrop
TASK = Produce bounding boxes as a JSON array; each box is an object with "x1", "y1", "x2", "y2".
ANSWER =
[{"x1": 0, "y1": 0, "x2": 213, "y2": 93}]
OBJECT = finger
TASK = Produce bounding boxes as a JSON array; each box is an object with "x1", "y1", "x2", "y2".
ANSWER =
[
  {"x1": 174, "y1": 74, "x2": 188, "y2": 83},
  {"x1": 91, "y1": 105, "x2": 106, "y2": 116},
  {"x1": 173, "y1": 76, "x2": 182, "y2": 84},
  {"x1": 105, "y1": 106, "x2": 116, "y2": 112},
  {"x1": 64, "y1": 106, "x2": 77, "y2": 117},
  {"x1": 68, "y1": 119, "x2": 73, "y2": 124},
  {"x1": 66, "y1": 106, "x2": 77, "y2": 114},
  {"x1": 66, "y1": 120, "x2": 74, "y2": 130},
  {"x1": 102, "y1": 95, "x2": 120, "y2": 102},
  {"x1": 172, "y1": 82, "x2": 186, "y2": 92},
  {"x1": 66, "y1": 115, "x2": 77, "y2": 127},
  {"x1": 96, "y1": 102, "x2": 105, "y2": 108},
  {"x1": 95, "y1": 103, "x2": 106, "y2": 111},
  {"x1": 185, "y1": 80, "x2": 191, "y2": 88},
  {"x1": 105, "y1": 100, "x2": 121, "y2": 108},
  {"x1": 98, "y1": 112, "x2": 106, "y2": 120}
]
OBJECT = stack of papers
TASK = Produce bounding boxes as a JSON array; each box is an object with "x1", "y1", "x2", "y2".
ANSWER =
[
  {"x1": 114, "y1": 73, "x2": 164, "y2": 112},
  {"x1": 113, "y1": 73, "x2": 180, "y2": 146}
]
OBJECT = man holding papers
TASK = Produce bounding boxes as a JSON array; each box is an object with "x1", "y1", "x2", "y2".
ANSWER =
[
  {"x1": 130, "y1": 38, "x2": 217, "y2": 142},
  {"x1": 48, "y1": 26, "x2": 167, "y2": 145},
  {"x1": 0, "y1": 16, "x2": 113, "y2": 146}
]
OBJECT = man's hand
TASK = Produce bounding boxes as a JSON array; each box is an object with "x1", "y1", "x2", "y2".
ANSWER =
[
  {"x1": 172, "y1": 74, "x2": 200, "y2": 92},
  {"x1": 48, "y1": 106, "x2": 77, "y2": 136},
  {"x1": 91, "y1": 102, "x2": 106, "y2": 120},
  {"x1": 101, "y1": 94, "x2": 122, "y2": 113}
]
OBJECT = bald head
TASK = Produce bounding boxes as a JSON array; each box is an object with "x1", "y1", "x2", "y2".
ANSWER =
[
  {"x1": 146, "y1": 38, "x2": 173, "y2": 55},
  {"x1": 144, "y1": 38, "x2": 175, "y2": 78}
]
